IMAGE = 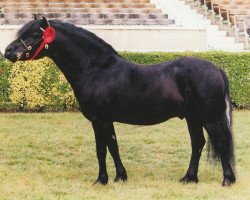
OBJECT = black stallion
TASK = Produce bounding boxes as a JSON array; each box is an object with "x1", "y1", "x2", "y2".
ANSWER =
[{"x1": 4, "y1": 17, "x2": 236, "y2": 186}]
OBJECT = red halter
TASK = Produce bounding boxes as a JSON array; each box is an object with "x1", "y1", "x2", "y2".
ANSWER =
[{"x1": 31, "y1": 26, "x2": 56, "y2": 60}]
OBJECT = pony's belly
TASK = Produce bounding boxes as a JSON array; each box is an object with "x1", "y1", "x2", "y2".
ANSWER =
[
  {"x1": 115, "y1": 117, "x2": 172, "y2": 125},
  {"x1": 113, "y1": 109, "x2": 180, "y2": 125},
  {"x1": 110, "y1": 98, "x2": 185, "y2": 125}
]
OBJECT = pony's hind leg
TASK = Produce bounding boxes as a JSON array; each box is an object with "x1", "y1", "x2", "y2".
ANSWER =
[
  {"x1": 180, "y1": 117, "x2": 205, "y2": 183},
  {"x1": 205, "y1": 118, "x2": 236, "y2": 186}
]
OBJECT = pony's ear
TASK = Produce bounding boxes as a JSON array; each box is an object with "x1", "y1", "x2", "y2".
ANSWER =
[
  {"x1": 41, "y1": 16, "x2": 50, "y2": 28},
  {"x1": 34, "y1": 14, "x2": 38, "y2": 20}
]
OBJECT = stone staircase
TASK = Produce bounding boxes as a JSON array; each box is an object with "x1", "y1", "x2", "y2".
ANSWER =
[
  {"x1": 0, "y1": 0, "x2": 175, "y2": 26},
  {"x1": 152, "y1": 0, "x2": 245, "y2": 51}
]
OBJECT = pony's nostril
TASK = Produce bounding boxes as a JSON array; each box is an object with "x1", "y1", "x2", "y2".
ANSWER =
[{"x1": 6, "y1": 46, "x2": 14, "y2": 54}]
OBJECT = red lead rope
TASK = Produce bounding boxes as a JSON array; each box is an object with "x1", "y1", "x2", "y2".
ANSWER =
[{"x1": 31, "y1": 26, "x2": 56, "y2": 60}]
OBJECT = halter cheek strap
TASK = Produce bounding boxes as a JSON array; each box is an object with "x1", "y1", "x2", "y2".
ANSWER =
[{"x1": 31, "y1": 26, "x2": 56, "y2": 60}]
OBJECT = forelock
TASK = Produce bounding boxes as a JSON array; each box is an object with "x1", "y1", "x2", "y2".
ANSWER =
[{"x1": 16, "y1": 20, "x2": 40, "y2": 39}]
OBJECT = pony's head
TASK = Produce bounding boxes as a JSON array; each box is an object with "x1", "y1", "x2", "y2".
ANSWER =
[{"x1": 4, "y1": 16, "x2": 55, "y2": 62}]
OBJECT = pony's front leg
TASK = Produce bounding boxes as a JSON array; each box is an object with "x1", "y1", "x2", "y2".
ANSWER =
[
  {"x1": 92, "y1": 121, "x2": 127, "y2": 185},
  {"x1": 106, "y1": 123, "x2": 127, "y2": 182},
  {"x1": 92, "y1": 121, "x2": 109, "y2": 185}
]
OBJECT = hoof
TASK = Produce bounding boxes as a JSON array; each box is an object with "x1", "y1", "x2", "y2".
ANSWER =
[
  {"x1": 180, "y1": 175, "x2": 198, "y2": 183},
  {"x1": 114, "y1": 173, "x2": 128, "y2": 182},
  {"x1": 222, "y1": 178, "x2": 236, "y2": 187},
  {"x1": 93, "y1": 175, "x2": 108, "y2": 185}
]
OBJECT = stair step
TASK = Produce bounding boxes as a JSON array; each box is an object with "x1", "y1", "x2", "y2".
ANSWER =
[{"x1": 154, "y1": 0, "x2": 246, "y2": 51}]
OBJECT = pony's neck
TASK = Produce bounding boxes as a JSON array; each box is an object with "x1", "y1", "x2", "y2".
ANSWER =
[{"x1": 47, "y1": 22, "x2": 117, "y2": 88}]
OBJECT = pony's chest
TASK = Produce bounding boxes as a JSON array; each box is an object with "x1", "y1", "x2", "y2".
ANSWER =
[{"x1": 78, "y1": 96, "x2": 113, "y2": 122}]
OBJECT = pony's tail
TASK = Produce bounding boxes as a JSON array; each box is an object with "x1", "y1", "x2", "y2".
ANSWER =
[{"x1": 206, "y1": 69, "x2": 235, "y2": 169}]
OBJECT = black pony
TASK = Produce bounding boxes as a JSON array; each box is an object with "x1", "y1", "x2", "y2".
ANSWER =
[{"x1": 4, "y1": 17, "x2": 236, "y2": 186}]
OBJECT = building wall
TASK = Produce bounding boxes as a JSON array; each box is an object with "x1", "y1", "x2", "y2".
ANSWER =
[{"x1": 0, "y1": 25, "x2": 206, "y2": 54}]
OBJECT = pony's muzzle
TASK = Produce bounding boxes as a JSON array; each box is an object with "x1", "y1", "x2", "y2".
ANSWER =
[
  {"x1": 5, "y1": 46, "x2": 14, "y2": 55},
  {"x1": 4, "y1": 45, "x2": 17, "y2": 62}
]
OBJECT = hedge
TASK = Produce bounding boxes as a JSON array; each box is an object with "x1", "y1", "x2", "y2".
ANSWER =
[
  {"x1": 0, "y1": 51, "x2": 249, "y2": 111},
  {"x1": 1, "y1": 58, "x2": 77, "y2": 111}
]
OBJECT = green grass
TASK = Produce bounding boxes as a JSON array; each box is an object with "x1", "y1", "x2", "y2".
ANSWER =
[{"x1": 0, "y1": 111, "x2": 249, "y2": 200}]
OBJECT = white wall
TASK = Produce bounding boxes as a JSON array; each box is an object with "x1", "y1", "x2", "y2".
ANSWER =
[
  {"x1": 0, "y1": 27, "x2": 17, "y2": 54},
  {"x1": 0, "y1": 25, "x2": 206, "y2": 54}
]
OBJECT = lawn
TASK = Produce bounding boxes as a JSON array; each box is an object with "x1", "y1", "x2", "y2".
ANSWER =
[{"x1": 0, "y1": 111, "x2": 249, "y2": 200}]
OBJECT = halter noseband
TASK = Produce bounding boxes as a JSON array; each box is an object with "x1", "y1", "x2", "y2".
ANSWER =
[{"x1": 19, "y1": 23, "x2": 56, "y2": 60}]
